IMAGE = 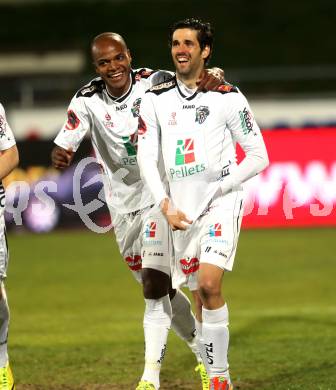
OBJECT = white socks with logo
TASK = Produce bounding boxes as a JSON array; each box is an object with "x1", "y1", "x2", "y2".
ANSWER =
[
  {"x1": 170, "y1": 289, "x2": 201, "y2": 362},
  {"x1": 202, "y1": 303, "x2": 230, "y2": 380},
  {"x1": 142, "y1": 295, "x2": 172, "y2": 389},
  {"x1": 0, "y1": 285, "x2": 9, "y2": 367}
]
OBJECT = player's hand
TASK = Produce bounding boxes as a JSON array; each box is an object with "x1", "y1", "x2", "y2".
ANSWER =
[
  {"x1": 197, "y1": 67, "x2": 225, "y2": 91},
  {"x1": 160, "y1": 198, "x2": 192, "y2": 231},
  {"x1": 51, "y1": 146, "x2": 74, "y2": 169}
]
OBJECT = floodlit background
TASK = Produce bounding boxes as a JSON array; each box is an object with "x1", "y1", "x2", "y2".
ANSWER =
[
  {"x1": 1, "y1": 0, "x2": 335, "y2": 389},
  {"x1": 2, "y1": 0, "x2": 336, "y2": 232}
]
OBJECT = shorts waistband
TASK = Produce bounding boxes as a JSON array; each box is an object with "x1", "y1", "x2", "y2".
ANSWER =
[{"x1": 128, "y1": 204, "x2": 154, "y2": 217}]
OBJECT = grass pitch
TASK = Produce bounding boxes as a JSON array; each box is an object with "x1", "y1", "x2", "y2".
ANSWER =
[{"x1": 6, "y1": 228, "x2": 336, "y2": 389}]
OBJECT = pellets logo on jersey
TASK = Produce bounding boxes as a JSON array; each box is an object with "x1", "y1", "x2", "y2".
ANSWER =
[
  {"x1": 131, "y1": 98, "x2": 142, "y2": 118},
  {"x1": 125, "y1": 255, "x2": 142, "y2": 271},
  {"x1": 195, "y1": 106, "x2": 210, "y2": 124},
  {"x1": 175, "y1": 139, "x2": 195, "y2": 165},
  {"x1": 209, "y1": 223, "x2": 222, "y2": 237},
  {"x1": 239, "y1": 107, "x2": 255, "y2": 135},
  {"x1": 180, "y1": 257, "x2": 199, "y2": 275},
  {"x1": 138, "y1": 115, "x2": 147, "y2": 136},
  {"x1": 145, "y1": 222, "x2": 157, "y2": 238},
  {"x1": 122, "y1": 133, "x2": 138, "y2": 156},
  {"x1": 65, "y1": 110, "x2": 80, "y2": 130}
]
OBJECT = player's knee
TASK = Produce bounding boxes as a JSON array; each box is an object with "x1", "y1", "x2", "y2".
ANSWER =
[
  {"x1": 198, "y1": 278, "x2": 221, "y2": 301},
  {"x1": 142, "y1": 268, "x2": 170, "y2": 299}
]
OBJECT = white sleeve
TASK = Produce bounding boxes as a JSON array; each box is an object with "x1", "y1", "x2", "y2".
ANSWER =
[
  {"x1": 148, "y1": 70, "x2": 174, "y2": 87},
  {"x1": 0, "y1": 103, "x2": 16, "y2": 150},
  {"x1": 54, "y1": 96, "x2": 90, "y2": 152},
  {"x1": 220, "y1": 91, "x2": 269, "y2": 194},
  {"x1": 137, "y1": 93, "x2": 168, "y2": 205}
]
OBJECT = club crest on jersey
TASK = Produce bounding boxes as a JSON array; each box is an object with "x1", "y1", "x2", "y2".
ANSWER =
[
  {"x1": 175, "y1": 139, "x2": 195, "y2": 165},
  {"x1": 131, "y1": 98, "x2": 142, "y2": 118},
  {"x1": 168, "y1": 112, "x2": 177, "y2": 126},
  {"x1": 125, "y1": 255, "x2": 142, "y2": 271},
  {"x1": 180, "y1": 257, "x2": 199, "y2": 275},
  {"x1": 145, "y1": 222, "x2": 157, "y2": 238},
  {"x1": 65, "y1": 110, "x2": 80, "y2": 130},
  {"x1": 138, "y1": 115, "x2": 147, "y2": 135},
  {"x1": 195, "y1": 106, "x2": 209, "y2": 124},
  {"x1": 209, "y1": 223, "x2": 222, "y2": 237}
]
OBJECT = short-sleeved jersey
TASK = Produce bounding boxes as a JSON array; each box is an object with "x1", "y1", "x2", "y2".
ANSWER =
[
  {"x1": 0, "y1": 103, "x2": 16, "y2": 218},
  {"x1": 0, "y1": 103, "x2": 15, "y2": 153},
  {"x1": 54, "y1": 68, "x2": 171, "y2": 214},
  {"x1": 138, "y1": 77, "x2": 267, "y2": 220}
]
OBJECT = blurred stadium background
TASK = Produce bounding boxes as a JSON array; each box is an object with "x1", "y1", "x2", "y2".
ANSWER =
[
  {"x1": 2, "y1": 0, "x2": 336, "y2": 232},
  {"x1": 1, "y1": 0, "x2": 336, "y2": 388}
]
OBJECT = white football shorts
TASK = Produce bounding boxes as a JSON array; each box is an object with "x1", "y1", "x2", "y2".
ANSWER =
[
  {"x1": 111, "y1": 205, "x2": 172, "y2": 283},
  {"x1": 171, "y1": 189, "x2": 244, "y2": 290}
]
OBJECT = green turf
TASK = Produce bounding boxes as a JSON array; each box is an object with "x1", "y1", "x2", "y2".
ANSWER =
[{"x1": 6, "y1": 228, "x2": 336, "y2": 389}]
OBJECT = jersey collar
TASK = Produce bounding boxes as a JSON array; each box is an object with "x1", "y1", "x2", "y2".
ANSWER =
[
  {"x1": 105, "y1": 71, "x2": 135, "y2": 103},
  {"x1": 175, "y1": 77, "x2": 199, "y2": 101}
]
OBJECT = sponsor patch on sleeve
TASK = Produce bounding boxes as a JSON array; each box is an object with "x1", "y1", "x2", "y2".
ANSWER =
[
  {"x1": 65, "y1": 110, "x2": 80, "y2": 130},
  {"x1": 239, "y1": 107, "x2": 256, "y2": 135},
  {"x1": 138, "y1": 115, "x2": 147, "y2": 136}
]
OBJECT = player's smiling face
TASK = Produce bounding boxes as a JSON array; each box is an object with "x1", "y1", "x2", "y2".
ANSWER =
[
  {"x1": 92, "y1": 37, "x2": 132, "y2": 97},
  {"x1": 171, "y1": 28, "x2": 210, "y2": 82}
]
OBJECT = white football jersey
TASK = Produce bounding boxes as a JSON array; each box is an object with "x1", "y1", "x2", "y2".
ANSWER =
[
  {"x1": 138, "y1": 78, "x2": 268, "y2": 220},
  {"x1": 0, "y1": 102, "x2": 16, "y2": 220},
  {"x1": 54, "y1": 69, "x2": 171, "y2": 213},
  {"x1": 0, "y1": 103, "x2": 15, "y2": 153}
]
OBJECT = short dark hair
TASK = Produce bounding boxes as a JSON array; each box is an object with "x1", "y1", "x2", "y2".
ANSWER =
[{"x1": 168, "y1": 18, "x2": 214, "y2": 65}]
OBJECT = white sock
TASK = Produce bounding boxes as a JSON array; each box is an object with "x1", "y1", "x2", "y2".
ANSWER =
[
  {"x1": 142, "y1": 295, "x2": 172, "y2": 389},
  {"x1": 195, "y1": 318, "x2": 209, "y2": 367},
  {"x1": 0, "y1": 284, "x2": 9, "y2": 367},
  {"x1": 170, "y1": 289, "x2": 201, "y2": 362},
  {"x1": 202, "y1": 304, "x2": 230, "y2": 380}
]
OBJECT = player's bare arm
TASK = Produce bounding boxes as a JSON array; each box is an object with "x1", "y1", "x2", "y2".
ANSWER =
[
  {"x1": 160, "y1": 197, "x2": 192, "y2": 231},
  {"x1": 0, "y1": 145, "x2": 19, "y2": 180},
  {"x1": 51, "y1": 145, "x2": 74, "y2": 169},
  {"x1": 197, "y1": 67, "x2": 225, "y2": 91}
]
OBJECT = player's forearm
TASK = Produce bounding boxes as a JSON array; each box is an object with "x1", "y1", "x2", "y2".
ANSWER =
[
  {"x1": 138, "y1": 157, "x2": 167, "y2": 205},
  {"x1": 51, "y1": 144, "x2": 74, "y2": 169},
  {"x1": 220, "y1": 146, "x2": 269, "y2": 194},
  {"x1": 0, "y1": 145, "x2": 19, "y2": 180}
]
